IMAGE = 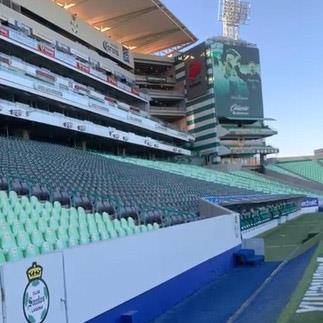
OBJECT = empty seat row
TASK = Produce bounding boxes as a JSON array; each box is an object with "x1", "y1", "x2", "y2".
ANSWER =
[
  {"x1": 0, "y1": 136, "x2": 255, "y2": 226},
  {"x1": 0, "y1": 190, "x2": 160, "y2": 264}
]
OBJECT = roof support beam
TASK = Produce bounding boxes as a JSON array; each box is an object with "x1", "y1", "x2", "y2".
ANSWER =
[
  {"x1": 124, "y1": 28, "x2": 179, "y2": 48},
  {"x1": 92, "y1": 6, "x2": 158, "y2": 30},
  {"x1": 152, "y1": 43, "x2": 192, "y2": 56}
]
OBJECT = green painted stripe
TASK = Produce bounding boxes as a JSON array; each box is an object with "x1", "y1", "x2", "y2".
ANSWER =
[
  {"x1": 192, "y1": 122, "x2": 217, "y2": 133},
  {"x1": 195, "y1": 132, "x2": 217, "y2": 142},
  {"x1": 187, "y1": 93, "x2": 214, "y2": 107},
  {"x1": 187, "y1": 113, "x2": 215, "y2": 126},
  {"x1": 186, "y1": 103, "x2": 214, "y2": 117},
  {"x1": 176, "y1": 66, "x2": 185, "y2": 75}
]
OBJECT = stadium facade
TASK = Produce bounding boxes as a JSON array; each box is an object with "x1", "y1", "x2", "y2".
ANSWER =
[{"x1": 0, "y1": 0, "x2": 277, "y2": 168}]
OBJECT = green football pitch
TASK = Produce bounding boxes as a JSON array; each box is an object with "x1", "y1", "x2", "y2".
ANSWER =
[
  {"x1": 260, "y1": 213, "x2": 323, "y2": 262},
  {"x1": 259, "y1": 212, "x2": 323, "y2": 323}
]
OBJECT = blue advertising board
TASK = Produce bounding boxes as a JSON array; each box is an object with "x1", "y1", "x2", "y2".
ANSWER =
[{"x1": 301, "y1": 197, "x2": 319, "y2": 208}]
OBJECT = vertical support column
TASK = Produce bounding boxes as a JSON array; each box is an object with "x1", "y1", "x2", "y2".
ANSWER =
[
  {"x1": 22, "y1": 130, "x2": 30, "y2": 140},
  {"x1": 81, "y1": 141, "x2": 87, "y2": 151}
]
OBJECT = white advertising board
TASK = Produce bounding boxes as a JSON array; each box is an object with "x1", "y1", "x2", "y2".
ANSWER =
[{"x1": 63, "y1": 214, "x2": 240, "y2": 323}]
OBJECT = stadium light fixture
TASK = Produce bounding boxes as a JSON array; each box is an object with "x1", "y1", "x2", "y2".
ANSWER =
[
  {"x1": 54, "y1": 1, "x2": 76, "y2": 9},
  {"x1": 100, "y1": 26, "x2": 111, "y2": 32},
  {"x1": 64, "y1": 3, "x2": 76, "y2": 9},
  {"x1": 122, "y1": 44, "x2": 137, "y2": 50},
  {"x1": 94, "y1": 26, "x2": 111, "y2": 32},
  {"x1": 218, "y1": 0, "x2": 251, "y2": 40}
]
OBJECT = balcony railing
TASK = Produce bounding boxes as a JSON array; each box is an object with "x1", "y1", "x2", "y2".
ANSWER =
[
  {"x1": 135, "y1": 75, "x2": 176, "y2": 84},
  {"x1": 144, "y1": 89, "x2": 184, "y2": 99},
  {"x1": 227, "y1": 128, "x2": 278, "y2": 136},
  {"x1": 228, "y1": 146, "x2": 279, "y2": 155},
  {"x1": 150, "y1": 106, "x2": 186, "y2": 115}
]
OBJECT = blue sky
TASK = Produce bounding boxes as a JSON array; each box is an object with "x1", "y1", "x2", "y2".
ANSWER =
[{"x1": 162, "y1": 0, "x2": 323, "y2": 157}]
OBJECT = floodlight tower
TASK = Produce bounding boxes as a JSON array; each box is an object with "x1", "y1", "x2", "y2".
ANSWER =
[{"x1": 218, "y1": 0, "x2": 251, "y2": 40}]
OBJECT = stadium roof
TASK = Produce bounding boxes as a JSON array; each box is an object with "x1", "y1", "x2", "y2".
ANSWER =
[{"x1": 55, "y1": 0, "x2": 198, "y2": 54}]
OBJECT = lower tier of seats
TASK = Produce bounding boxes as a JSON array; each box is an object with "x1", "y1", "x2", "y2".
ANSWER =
[{"x1": 0, "y1": 190, "x2": 160, "y2": 264}]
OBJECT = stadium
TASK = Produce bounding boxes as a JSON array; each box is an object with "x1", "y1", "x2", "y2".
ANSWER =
[{"x1": 0, "y1": 0, "x2": 322, "y2": 322}]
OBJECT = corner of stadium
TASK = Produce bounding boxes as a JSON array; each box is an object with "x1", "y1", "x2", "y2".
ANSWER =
[{"x1": 0, "y1": 0, "x2": 322, "y2": 322}]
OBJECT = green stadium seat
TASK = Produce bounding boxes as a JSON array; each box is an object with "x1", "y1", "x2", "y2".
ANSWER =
[
  {"x1": 25, "y1": 244, "x2": 40, "y2": 257},
  {"x1": 6, "y1": 247, "x2": 23, "y2": 262}
]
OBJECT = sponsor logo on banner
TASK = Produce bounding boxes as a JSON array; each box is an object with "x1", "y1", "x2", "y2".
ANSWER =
[
  {"x1": 34, "y1": 84, "x2": 63, "y2": 97},
  {"x1": 0, "y1": 26, "x2": 9, "y2": 38},
  {"x1": 230, "y1": 104, "x2": 250, "y2": 116},
  {"x1": 76, "y1": 61, "x2": 90, "y2": 74},
  {"x1": 117, "y1": 81, "x2": 131, "y2": 92},
  {"x1": 122, "y1": 46, "x2": 130, "y2": 63},
  {"x1": 15, "y1": 22, "x2": 32, "y2": 35},
  {"x1": 73, "y1": 84, "x2": 89, "y2": 95},
  {"x1": 36, "y1": 70, "x2": 56, "y2": 84},
  {"x1": 131, "y1": 88, "x2": 140, "y2": 96},
  {"x1": 10, "y1": 109, "x2": 23, "y2": 117},
  {"x1": 63, "y1": 122, "x2": 73, "y2": 129},
  {"x1": 9, "y1": 29, "x2": 38, "y2": 49},
  {"x1": 103, "y1": 40, "x2": 120, "y2": 57},
  {"x1": 55, "y1": 41, "x2": 70, "y2": 54},
  {"x1": 107, "y1": 76, "x2": 117, "y2": 86},
  {"x1": 38, "y1": 44, "x2": 55, "y2": 58},
  {"x1": 90, "y1": 68, "x2": 106, "y2": 80},
  {"x1": 301, "y1": 198, "x2": 319, "y2": 208},
  {"x1": 23, "y1": 262, "x2": 50, "y2": 323},
  {"x1": 55, "y1": 50, "x2": 76, "y2": 66},
  {"x1": 89, "y1": 93, "x2": 105, "y2": 103}
]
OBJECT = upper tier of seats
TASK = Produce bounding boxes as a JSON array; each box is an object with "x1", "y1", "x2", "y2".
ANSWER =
[
  {"x1": 0, "y1": 136, "x2": 254, "y2": 226},
  {"x1": 277, "y1": 160, "x2": 323, "y2": 184},
  {"x1": 265, "y1": 164, "x2": 306, "y2": 180},
  {"x1": 100, "y1": 155, "x2": 316, "y2": 197},
  {"x1": 229, "y1": 171, "x2": 315, "y2": 196}
]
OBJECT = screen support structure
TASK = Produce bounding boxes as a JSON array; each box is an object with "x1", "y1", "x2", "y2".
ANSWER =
[{"x1": 218, "y1": 0, "x2": 251, "y2": 40}]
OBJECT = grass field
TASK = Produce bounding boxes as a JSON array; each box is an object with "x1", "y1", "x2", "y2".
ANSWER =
[
  {"x1": 260, "y1": 212, "x2": 323, "y2": 323},
  {"x1": 260, "y1": 213, "x2": 323, "y2": 261}
]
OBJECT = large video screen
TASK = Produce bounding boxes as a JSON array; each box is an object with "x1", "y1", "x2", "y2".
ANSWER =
[
  {"x1": 212, "y1": 42, "x2": 264, "y2": 118},
  {"x1": 185, "y1": 43, "x2": 208, "y2": 100}
]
